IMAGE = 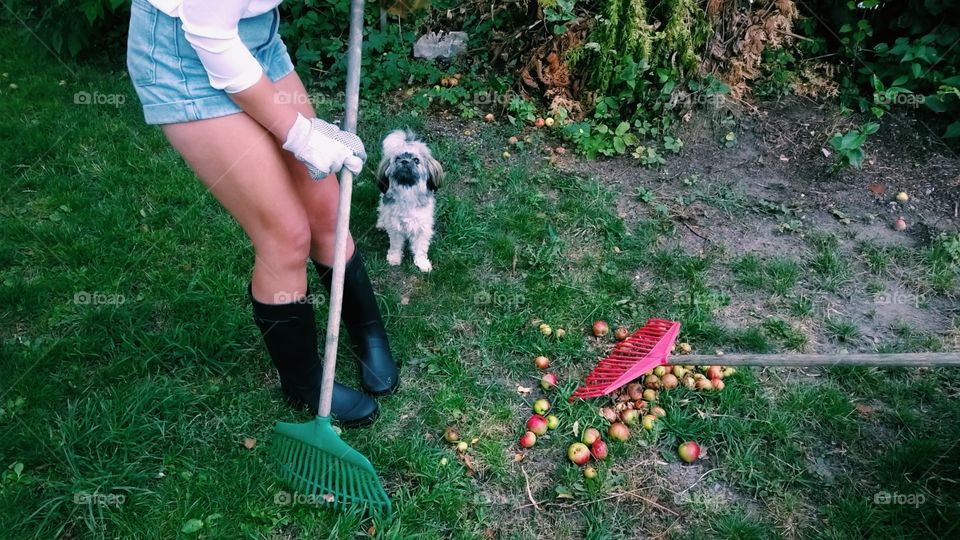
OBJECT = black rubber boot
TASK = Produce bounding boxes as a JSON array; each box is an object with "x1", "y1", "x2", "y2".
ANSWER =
[
  {"x1": 249, "y1": 285, "x2": 378, "y2": 427},
  {"x1": 313, "y1": 251, "x2": 399, "y2": 395}
]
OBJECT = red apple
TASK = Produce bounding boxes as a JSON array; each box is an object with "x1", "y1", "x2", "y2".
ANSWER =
[
  {"x1": 614, "y1": 326, "x2": 630, "y2": 340},
  {"x1": 608, "y1": 422, "x2": 631, "y2": 442},
  {"x1": 661, "y1": 373, "x2": 679, "y2": 389},
  {"x1": 626, "y1": 383, "x2": 644, "y2": 401},
  {"x1": 695, "y1": 378, "x2": 714, "y2": 391},
  {"x1": 620, "y1": 409, "x2": 639, "y2": 426},
  {"x1": 533, "y1": 399, "x2": 551, "y2": 415},
  {"x1": 443, "y1": 427, "x2": 460, "y2": 443},
  {"x1": 540, "y1": 373, "x2": 558, "y2": 390},
  {"x1": 712, "y1": 378, "x2": 725, "y2": 391},
  {"x1": 534, "y1": 355, "x2": 550, "y2": 370},
  {"x1": 519, "y1": 431, "x2": 536, "y2": 448},
  {"x1": 590, "y1": 439, "x2": 608, "y2": 460},
  {"x1": 526, "y1": 414, "x2": 548, "y2": 436},
  {"x1": 706, "y1": 366, "x2": 723, "y2": 380},
  {"x1": 592, "y1": 320, "x2": 610, "y2": 337},
  {"x1": 581, "y1": 427, "x2": 601, "y2": 445},
  {"x1": 678, "y1": 441, "x2": 701, "y2": 463},
  {"x1": 567, "y1": 442, "x2": 590, "y2": 465}
]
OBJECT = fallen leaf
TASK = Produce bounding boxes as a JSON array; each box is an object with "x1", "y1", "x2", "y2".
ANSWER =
[
  {"x1": 458, "y1": 452, "x2": 477, "y2": 476},
  {"x1": 513, "y1": 452, "x2": 525, "y2": 462},
  {"x1": 242, "y1": 437, "x2": 257, "y2": 450},
  {"x1": 821, "y1": 147, "x2": 831, "y2": 157},
  {"x1": 868, "y1": 183, "x2": 886, "y2": 195}
]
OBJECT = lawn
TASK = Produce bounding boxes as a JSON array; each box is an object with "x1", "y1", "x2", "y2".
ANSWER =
[{"x1": 2, "y1": 21, "x2": 960, "y2": 539}]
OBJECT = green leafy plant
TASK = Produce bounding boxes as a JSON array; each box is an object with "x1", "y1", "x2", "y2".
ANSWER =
[{"x1": 829, "y1": 122, "x2": 879, "y2": 170}]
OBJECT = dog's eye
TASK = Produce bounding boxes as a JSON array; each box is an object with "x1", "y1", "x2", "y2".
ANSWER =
[{"x1": 413, "y1": 158, "x2": 420, "y2": 164}]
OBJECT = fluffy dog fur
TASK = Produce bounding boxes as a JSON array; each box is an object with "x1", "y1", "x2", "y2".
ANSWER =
[{"x1": 375, "y1": 130, "x2": 443, "y2": 272}]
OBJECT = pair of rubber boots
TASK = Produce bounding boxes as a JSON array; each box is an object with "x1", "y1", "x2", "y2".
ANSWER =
[{"x1": 250, "y1": 251, "x2": 397, "y2": 427}]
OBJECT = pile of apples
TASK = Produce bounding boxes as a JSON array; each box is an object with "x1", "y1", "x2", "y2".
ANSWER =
[{"x1": 518, "y1": 356, "x2": 561, "y2": 449}]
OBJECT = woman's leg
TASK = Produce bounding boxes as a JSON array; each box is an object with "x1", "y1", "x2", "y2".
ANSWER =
[
  {"x1": 272, "y1": 71, "x2": 400, "y2": 395},
  {"x1": 160, "y1": 112, "x2": 378, "y2": 424},
  {"x1": 162, "y1": 113, "x2": 310, "y2": 303}
]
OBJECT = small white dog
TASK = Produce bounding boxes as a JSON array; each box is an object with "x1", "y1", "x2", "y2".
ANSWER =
[{"x1": 375, "y1": 130, "x2": 444, "y2": 272}]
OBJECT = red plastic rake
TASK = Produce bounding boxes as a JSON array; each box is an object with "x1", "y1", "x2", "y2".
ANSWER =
[{"x1": 569, "y1": 319, "x2": 681, "y2": 401}]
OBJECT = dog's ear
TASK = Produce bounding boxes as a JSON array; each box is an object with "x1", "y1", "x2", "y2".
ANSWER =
[
  {"x1": 425, "y1": 153, "x2": 444, "y2": 191},
  {"x1": 376, "y1": 157, "x2": 390, "y2": 194}
]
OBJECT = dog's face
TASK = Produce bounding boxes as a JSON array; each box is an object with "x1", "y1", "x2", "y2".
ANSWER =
[{"x1": 376, "y1": 130, "x2": 443, "y2": 194}]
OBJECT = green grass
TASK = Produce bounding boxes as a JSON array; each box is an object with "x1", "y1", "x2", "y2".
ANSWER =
[{"x1": 2, "y1": 22, "x2": 960, "y2": 539}]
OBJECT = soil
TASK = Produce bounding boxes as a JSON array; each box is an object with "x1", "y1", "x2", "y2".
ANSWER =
[{"x1": 544, "y1": 96, "x2": 959, "y2": 352}]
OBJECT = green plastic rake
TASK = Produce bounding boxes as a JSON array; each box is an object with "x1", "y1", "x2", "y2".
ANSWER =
[{"x1": 271, "y1": 0, "x2": 390, "y2": 516}]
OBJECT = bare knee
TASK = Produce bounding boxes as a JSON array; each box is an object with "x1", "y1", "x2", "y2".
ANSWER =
[{"x1": 255, "y1": 217, "x2": 312, "y2": 269}]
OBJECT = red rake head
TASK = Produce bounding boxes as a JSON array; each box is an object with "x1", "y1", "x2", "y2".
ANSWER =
[{"x1": 569, "y1": 319, "x2": 681, "y2": 401}]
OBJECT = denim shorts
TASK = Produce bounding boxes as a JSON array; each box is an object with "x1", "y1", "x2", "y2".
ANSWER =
[{"x1": 126, "y1": 0, "x2": 296, "y2": 125}]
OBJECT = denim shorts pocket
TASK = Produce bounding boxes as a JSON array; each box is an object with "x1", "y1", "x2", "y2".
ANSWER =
[{"x1": 127, "y1": 0, "x2": 159, "y2": 87}]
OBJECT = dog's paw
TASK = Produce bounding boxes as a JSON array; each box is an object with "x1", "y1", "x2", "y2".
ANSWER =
[
  {"x1": 414, "y1": 257, "x2": 433, "y2": 273},
  {"x1": 386, "y1": 251, "x2": 402, "y2": 266}
]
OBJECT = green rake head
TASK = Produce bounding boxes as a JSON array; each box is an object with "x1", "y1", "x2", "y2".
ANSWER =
[{"x1": 272, "y1": 416, "x2": 391, "y2": 516}]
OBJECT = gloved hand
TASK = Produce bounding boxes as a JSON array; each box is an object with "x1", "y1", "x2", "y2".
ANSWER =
[{"x1": 282, "y1": 113, "x2": 366, "y2": 179}]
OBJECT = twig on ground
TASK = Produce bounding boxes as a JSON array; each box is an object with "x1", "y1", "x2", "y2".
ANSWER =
[{"x1": 520, "y1": 465, "x2": 541, "y2": 511}]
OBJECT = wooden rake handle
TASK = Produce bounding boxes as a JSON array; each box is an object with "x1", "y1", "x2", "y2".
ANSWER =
[
  {"x1": 676, "y1": 352, "x2": 960, "y2": 367},
  {"x1": 318, "y1": 0, "x2": 365, "y2": 418}
]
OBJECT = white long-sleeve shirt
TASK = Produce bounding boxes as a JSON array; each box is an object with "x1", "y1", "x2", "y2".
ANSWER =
[{"x1": 147, "y1": 0, "x2": 283, "y2": 93}]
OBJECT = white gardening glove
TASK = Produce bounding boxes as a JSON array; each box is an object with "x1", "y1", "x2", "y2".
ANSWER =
[{"x1": 282, "y1": 113, "x2": 366, "y2": 179}]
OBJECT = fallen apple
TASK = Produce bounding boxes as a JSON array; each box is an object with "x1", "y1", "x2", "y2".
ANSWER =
[
  {"x1": 555, "y1": 327, "x2": 566, "y2": 339},
  {"x1": 502, "y1": 151, "x2": 511, "y2": 159},
  {"x1": 651, "y1": 406, "x2": 666, "y2": 418},
  {"x1": 456, "y1": 441, "x2": 468, "y2": 452},
  {"x1": 672, "y1": 365, "x2": 687, "y2": 377},
  {"x1": 546, "y1": 414, "x2": 560, "y2": 430},
  {"x1": 641, "y1": 414, "x2": 656, "y2": 430},
  {"x1": 712, "y1": 378, "x2": 725, "y2": 391},
  {"x1": 583, "y1": 466, "x2": 597, "y2": 478},
  {"x1": 894, "y1": 217, "x2": 907, "y2": 231},
  {"x1": 679, "y1": 342, "x2": 692, "y2": 353},
  {"x1": 484, "y1": 113, "x2": 495, "y2": 123},
  {"x1": 533, "y1": 399, "x2": 551, "y2": 415},
  {"x1": 534, "y1": 355, "x2": 550, "y2": 370},
  {"x1": 581, "y1": 427, "x2": 601, "y2": 445},
  {"x1": 590, "y1": 439, "x2": 608, "y2": 461},
  {"x1": 443, "y1": 427, "x2": 460, "y2": 443},
  {"x1": 608, "y1": 422, "x2": 631, "y2": 442},
  {"x1": 600, "y1": 407, "x2": 618, "y2": 423},
  {"x1": 519, "y1": 431, "x2": 537, "y2": 448},
  {"x1": 526, "y1": 414, "x2": 548, "y2": 436},
  {"x1": 540, "y1": 373, "x2": 558, "y2": 390},
  {"x1": 896, "y1": 191, "x2": 909, "y2": 202},
  {"x1": 661, "y1": 373, "x2": 679, "y2": 389},
  {"x1": 592, "y1": 320, "x2": 610, "y2": 337},
  {"x1": 644, "y1": 375, "x2": 660, "y2": 390},
  {"x1": 706, "y1": 366, "x2": 723, "y2": 380},
  {"x1": 683, "y1": 375, "x2": 696, "y2": 389},
  {"x1": 722, "y1": 367, "x2": 736, "y2": 378},
  {"x1": 544, "y1": 117, "x2": 555, "y2": 127},
  {"x1": 620, "y1": 409, "x2": 640, "y2": 426},
  {"x1": 678, "y1": 441, "x2": 701, "y2": 463},
  {"x1": 695, "y1": 378, "x2": 714, "y2": 391},
  {"x1": 508, "y1": 136, "x2": 519, "y2": 145},
  {"x1": 614, "y1": 326, "x2": 630, "y2": 340},
  {"x1": 653, "y1": 366, "x2": 668, "y2": 377},
  {"x1": 534, "y1": 117, "x2": 545, "y2": 128},
  {"x1": 626, "y1": 383, "x2": 644, "y2": 401},
  {"x1": 642, "y1": 389, "x2": 658, "y2": 402},
  {"x1": 568, "y1": 442, "x2": 591, "y2": 465}
]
